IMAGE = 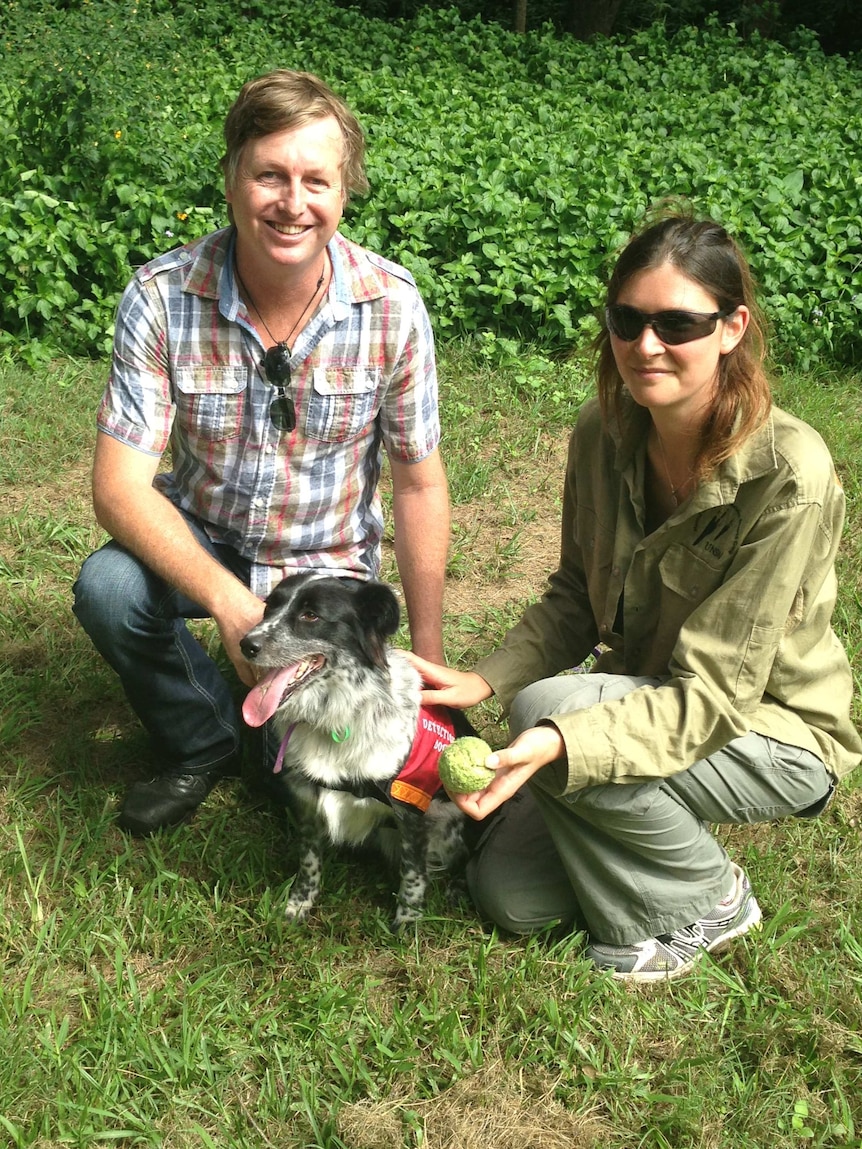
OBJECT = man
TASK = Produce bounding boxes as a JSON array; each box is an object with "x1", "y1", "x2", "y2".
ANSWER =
[{"x1": 73, "y1": 70, "x2": 450, "y2": 835}]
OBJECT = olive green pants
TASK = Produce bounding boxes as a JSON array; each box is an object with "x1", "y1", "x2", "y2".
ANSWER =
[{"x1": 466, "y1": 674, "x2": 834, "y2": 945}]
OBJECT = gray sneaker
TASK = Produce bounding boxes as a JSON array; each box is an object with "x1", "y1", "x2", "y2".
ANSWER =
[{"x1": 585, "y1": 863, "x2": 762, "y2": 982}]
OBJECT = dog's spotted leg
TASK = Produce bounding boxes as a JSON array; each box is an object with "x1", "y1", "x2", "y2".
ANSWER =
[
  {"x1": 284, "y1": 816, "x2": 323, "y2": 922},
  {"x1": 427, "y1": 803, "x2": 470, "y2": 874},
  {"x1": 390, "y1": 813, "x2": 430, "y2": 932},
  {"x1": 392, "y1": 870, "x2": 428, "y2": 931}
]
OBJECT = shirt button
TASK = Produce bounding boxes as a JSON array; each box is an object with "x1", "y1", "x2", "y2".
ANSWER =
[
  {"x1": 253, "y1": 498, "x2": 264, "y2": 509},
  {"x1": 265, "y1": 445, "x2": 273, "y2": 454}
]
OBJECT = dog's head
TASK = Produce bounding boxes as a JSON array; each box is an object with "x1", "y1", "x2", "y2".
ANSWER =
[{"x1": 240, "y1": 572, "x2": 401, "y2": 728}]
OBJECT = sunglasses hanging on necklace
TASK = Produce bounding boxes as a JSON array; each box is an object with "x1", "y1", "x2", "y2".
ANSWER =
[{"x1": 235, "y1": 263, "x2": 326, "y2": 432}]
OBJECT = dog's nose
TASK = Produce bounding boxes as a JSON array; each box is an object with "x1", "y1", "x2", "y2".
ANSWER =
[{"x1": 239, "y1": 634, "x2": 261, "y2": 659}]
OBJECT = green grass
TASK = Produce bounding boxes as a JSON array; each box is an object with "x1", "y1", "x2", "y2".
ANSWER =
[{"x1": 1, "y1": 348, "x2": 862, "y2": 1148}]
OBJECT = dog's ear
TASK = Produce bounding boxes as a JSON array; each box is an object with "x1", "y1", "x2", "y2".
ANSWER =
[{"x1": 355, "y1": 581, "x2": 400, "y2": 669}]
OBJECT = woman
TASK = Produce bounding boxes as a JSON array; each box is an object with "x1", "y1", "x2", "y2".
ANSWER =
[{"x1": 411, "y1": 213, "x2": 861, "y2": 981}]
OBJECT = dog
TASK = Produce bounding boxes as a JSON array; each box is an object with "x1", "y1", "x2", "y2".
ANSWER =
[{"x1": 240, "y1": 571, "x2": 476, "y2": 931}]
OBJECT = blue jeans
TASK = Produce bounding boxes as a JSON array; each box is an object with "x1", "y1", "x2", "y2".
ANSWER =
[{"x1": 72, "y1": 512, "x2": 271, "y2": 774}]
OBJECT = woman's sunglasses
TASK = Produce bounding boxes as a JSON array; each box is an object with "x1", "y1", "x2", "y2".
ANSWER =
[
  {"x1": 605, "y1": 304, "x2": 735, "y2": 346},
  {"x1": 262, "y1": 343, "x2": 296, "y2": 432}
]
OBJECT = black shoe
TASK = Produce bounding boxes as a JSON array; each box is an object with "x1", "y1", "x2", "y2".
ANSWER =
[{"x1": 118, "y1": 766, "x2": 227, "y2": 836}]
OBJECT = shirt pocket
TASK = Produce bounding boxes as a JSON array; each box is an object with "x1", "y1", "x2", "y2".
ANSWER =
[
  {"x1": 174, "y1": 366, "x2": 248, "y2": 442},
  {"x1": 651, "y1": 543, "x2": 728, "y2": 654},
  {"x1": 305, "y1": 366, "x2": 380, "y2": 443},
  {"x1": 658, "y1": 543, "x2": 727, "y2": 604}
]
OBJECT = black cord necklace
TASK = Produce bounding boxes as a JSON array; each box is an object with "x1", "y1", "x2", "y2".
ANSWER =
[{"x1": 235, "y1": 261, "x2": 326, "y2": 431}]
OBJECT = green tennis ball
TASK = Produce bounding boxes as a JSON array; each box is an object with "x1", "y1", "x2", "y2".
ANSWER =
[{"x1": 439, "y1": 736, "x2": 496, "y2": 793}]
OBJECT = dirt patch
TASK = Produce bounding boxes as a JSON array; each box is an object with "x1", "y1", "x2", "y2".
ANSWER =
[
  {"x1": 447, "y1": 431, "x2": 567, "y2": 616},
  {"x1": 0, "y1": 462, "x2": 91, "y2": 518},
  {"x1": 380, "y1": 431, "x2": 569, "y2": 622},
  {"x1": 444, "y1": 492, "x2": 561, "y2": 618}
]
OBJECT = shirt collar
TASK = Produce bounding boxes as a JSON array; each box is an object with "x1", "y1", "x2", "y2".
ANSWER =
[
  {"x1": 609, "y1": 391, "x2": 778, "y2": 503},
  {"x1": 179, "y1": 226, "x2": 233, "y2": 304},
  {"x1": 328, "y1": 232, "x2": 390, "y2": 318},
  {"x1": 182, "y1": 227, "x2": 388, "y2": 324}
]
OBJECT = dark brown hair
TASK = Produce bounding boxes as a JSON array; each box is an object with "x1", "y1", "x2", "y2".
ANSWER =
[
  {"x1": 221, "y1": 69, "x2": 369, "y2": 202},
  {"x1": 596, "y1": 210, "x2": 771, "y2": 479}
]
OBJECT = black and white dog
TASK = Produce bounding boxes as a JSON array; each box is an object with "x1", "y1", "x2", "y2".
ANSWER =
[{"x1": 240, "y1": 572, "x2": 475, "y2": 931}]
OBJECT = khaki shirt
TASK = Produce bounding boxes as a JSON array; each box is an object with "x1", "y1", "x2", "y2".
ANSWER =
[{"x1": 476, "y1": 396, "x2": 861, "y2": 793}]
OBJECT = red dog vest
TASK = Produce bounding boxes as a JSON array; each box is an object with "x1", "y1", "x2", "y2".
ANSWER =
[{"x1": 389, "y1": 704, "x2": 457, "y2": 812}]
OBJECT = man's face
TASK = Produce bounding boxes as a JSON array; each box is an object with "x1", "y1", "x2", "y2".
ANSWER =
[{"x1": 226, "y1": 115, "x2": 346, "y2": 277}]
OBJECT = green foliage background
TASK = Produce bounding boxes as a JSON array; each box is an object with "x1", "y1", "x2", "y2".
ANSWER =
[
  {"x1": 355, "y1": 0, "x2": 862, "y2": 55},
  {"x1": 2, "y1": 0, "x2": 861, "y2": 367}
]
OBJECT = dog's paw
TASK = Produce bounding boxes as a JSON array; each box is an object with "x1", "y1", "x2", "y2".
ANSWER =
[
  {"x1": 284, "y1": 897, "x2": 314, "y2": 923},
  {"x1": 389, "y1": 904, "x2": 422, "y2": 933},
  {"x1": 441, "y1": 876, "x2": 471, "y2": 907}
]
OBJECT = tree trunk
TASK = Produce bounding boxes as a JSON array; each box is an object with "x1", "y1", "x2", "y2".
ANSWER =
[
  {"x1": 514, "y1": 0, "x2": 527, "y2": 34},
  {"x1": 564, "y1": 0, "x2": 624, "y2": 39},
  {"x1": 740, "y1": 0, "x2": 785, "y2": 37}
]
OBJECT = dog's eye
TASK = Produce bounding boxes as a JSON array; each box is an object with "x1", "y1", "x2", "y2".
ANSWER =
[{"x1": 299, "y1": 610, "x2": 319, "y2": 623}]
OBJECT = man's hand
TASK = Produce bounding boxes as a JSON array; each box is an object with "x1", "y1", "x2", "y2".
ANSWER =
[
  {"x1": 212, "y1": 589, "x2": 267, "y2": 687},
  {"x1": 448, "y1": 725, "x2": 565, "y2": 821}
]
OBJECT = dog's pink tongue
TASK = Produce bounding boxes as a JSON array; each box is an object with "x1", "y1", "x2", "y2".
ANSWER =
[{"x1": 242, "y1": 667, "x2": 297, "y2": 728}]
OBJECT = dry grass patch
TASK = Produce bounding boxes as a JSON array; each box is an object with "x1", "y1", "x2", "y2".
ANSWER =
[{"x1": 336, "y1": 1059, "x2": 607, "y2": 1149}]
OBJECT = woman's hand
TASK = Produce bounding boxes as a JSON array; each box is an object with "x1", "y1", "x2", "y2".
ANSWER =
[
  {"x1": 449, "y1": 724, "x2": 565, "y2": 821},
  {"x1": 405, "y1": 652, "x2": 494, "y2": 710}
]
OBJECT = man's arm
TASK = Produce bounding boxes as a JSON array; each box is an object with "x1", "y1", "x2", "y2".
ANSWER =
[
  {"x1": 388, "y1": 449, "x2": 450, "y2": 663},
  {"x1": 92, "y1": 431, "x2": 264, "y2": 684}
]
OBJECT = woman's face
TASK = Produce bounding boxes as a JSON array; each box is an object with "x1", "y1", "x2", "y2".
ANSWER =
[{"x1": 610, "y1": 262, "x2": 749, "y2": 425}]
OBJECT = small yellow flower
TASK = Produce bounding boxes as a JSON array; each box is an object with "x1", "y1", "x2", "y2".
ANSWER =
[
  {"x1": 176, "y1": 211, "x2": 188, "y2": 221},
  {"x1": 114, "y1": 130, "x2": 122, "y2": 140}
]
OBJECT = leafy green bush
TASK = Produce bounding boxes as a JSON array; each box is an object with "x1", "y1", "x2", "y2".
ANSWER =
[
  {"x1": 2, "y1": 0, "x2": 861, "y2": 365},
  {"x1": 343, "y1": 0, "x2": 862, "y2": 56}
]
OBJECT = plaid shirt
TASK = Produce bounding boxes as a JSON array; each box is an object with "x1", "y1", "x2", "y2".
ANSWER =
[{"x1": 98, "y1": 227, "x2": 440, "y2": 598}]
